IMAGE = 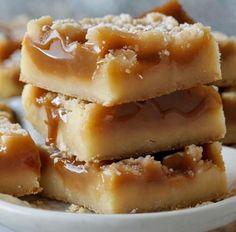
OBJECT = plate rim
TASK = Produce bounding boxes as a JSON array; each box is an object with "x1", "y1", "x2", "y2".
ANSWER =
[{"x1": 0, "y1": 193, "x2": 236, "y2": 219}]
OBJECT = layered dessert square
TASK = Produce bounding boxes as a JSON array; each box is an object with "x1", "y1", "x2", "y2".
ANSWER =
[
  {"x1": 22, "y1": 84, "x2": 226, "y2": 161},
  {"x1": 40, "y1": 142, "x2": 227, "y2": 213},
  {"x1": 0, "y1": 104, "x2": 41, "y2": 196},
  {"x1": 0, "y1": 17, "x2": 27, "y2": 97},
  {"x1": 0, "y1": 50, "x2": 23, "y2": 98},
  {"x1": 213, "y1": 32, "x2": 236, "y2": 87},
  {"x1": 221, "y1": 88, "x2": 236, "y2": 144},
  {"x1": 20, "y1": 13, "x2": 221, "y2": 106}
]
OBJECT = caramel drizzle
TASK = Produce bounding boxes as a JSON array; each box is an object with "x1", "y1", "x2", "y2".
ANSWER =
[
  {"x1": 34, "y1": 88, "x2": 60, "y2": 145},
  {"x1": 34, "y1": 29, "x2": 77, "y2": 59}
]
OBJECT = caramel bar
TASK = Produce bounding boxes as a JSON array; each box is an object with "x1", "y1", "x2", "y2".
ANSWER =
[
  {"x1": 213, "y1": 32, "x2": 236, "y2": 87},
  {"x1": 22, "y1": 84, "x2": 226, "y2": 161},
  {"x1": 40, "y1": 143, "x2": 227, "y2": 213},
  {"x1": 0, "y1": 104, "x2": 41, "y2": 196},
  {"x1": 142, "y1": 1, "x2": 236, "y2": 88},
  {"x1": 20, "y1": 14, "x2": 221, "y2": 106},
  {"x1": 221, "y1": 88, "x2": 236, "y2": 144},
  {"x1": 0, "y1": 50, "x2": 23, "y2": 98},
  {"x1": 0, "y1": 16, "x2": 26, "y2": 62}
]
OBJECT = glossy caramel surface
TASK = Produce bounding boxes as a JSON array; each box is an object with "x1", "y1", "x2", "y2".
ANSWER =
[{"x1": 32, "y1": 85, "x2": 221, "y2": 148}]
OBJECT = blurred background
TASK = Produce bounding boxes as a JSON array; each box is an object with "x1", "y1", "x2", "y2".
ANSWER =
[{"x1": 0, "y1": 0, "x2": 236, "y2": 35}]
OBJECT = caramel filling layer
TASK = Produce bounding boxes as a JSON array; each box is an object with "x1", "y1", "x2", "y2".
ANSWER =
[{"x1": 33, "y1": 86, "x2": 221, "y2": 147}]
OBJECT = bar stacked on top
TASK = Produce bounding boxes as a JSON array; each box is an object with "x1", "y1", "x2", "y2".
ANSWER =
[{"x1": 21, "y1": 13, "x2": 227, "y2": 213}]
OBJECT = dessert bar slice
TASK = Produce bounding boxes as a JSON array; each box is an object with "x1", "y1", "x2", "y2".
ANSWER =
[
  {"x1": 22, "y1": 84, "x2": 226, "y2": 161},
  {"x1": 0, "y1": 16, "x2": 26, "y2": 62},
  {"x1": 213, "y1": 32, "x2": 236, "y2": 87},
  {"x1": 20, "y1": 13, "x2": 221, "y2": 106},
  {"x1": 40, "y1": 142, "x2": 227, "y2": 213},
  {"x1": 0, "y1": 50, "x2": 23, "y2": 98},
  {"x1": 140, "y1": 0, "x2": 194, "y2": 24},
  {"x1": 0, "y1": 104, "x2": 41, "y2": 196},
  {"x1": 221, "y1": 88, "x2": 236, "y2": 144},
  {"x1": 142, "y1": 1, "x2": 236, "y2": 88}
]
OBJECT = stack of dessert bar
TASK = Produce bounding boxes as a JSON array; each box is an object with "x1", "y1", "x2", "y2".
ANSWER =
[
  {"x1": 0, "y1": 17, "x2": 27, "y2": 98},
  {"x1": 20, "y1": 13, "x2": 227, "y2": 213}
]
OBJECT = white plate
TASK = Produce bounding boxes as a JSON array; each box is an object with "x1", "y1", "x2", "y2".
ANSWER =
[{"x1": 0, "y1": 146, "x2": 235, "y2": 232}]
